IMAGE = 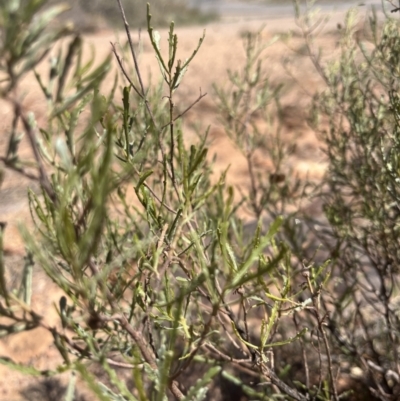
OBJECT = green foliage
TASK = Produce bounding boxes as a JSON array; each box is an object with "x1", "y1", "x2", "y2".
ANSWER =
[
  {"x1": 1, "y1": 0, "x2": 400, "y2": 400},
  {"x1": 305, "y1": 4, "x2": 400, "y2": 398},
  {"x1": 0, "y1": 0, "x2": 72, "y2": 95}
]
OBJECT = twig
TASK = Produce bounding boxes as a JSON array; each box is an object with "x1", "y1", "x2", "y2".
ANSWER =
[
  {"x1": 113, "y1": 0, "x2": 160, "y2": 134},
  {"x1": 88, "y1": 259, "x2": 185, "y2": 400},
  {"x1": 0, "y1": 157, "x2": 39, "y2": 181},
  {"x1": 160, "y1": 89, "x2": 207, "y2": 130},
  {"x1": 205, "y1": 343, "x2": 308, "y2": 401},
  {"x1": 13, "y1": 102, "x2": 57, "y2": 204},
  {"x1": 203, "y1": 343, "x2": 252, "y2": 364},
  {"x1": 170, "y1": 303, "x2": 218, "y2": 381},
  {"x1": 257, "y1": 358, "x2": 309, "y2": 401},
  {"x1": 110, "y1": 43, "x2": 143, "y2": 100},
  {"x1": 294, "y1": 314, "x2": 310, "y2": 389},
  {"x1": 115, "y1": 0, "x2": 146, "y2": 97},
  {"x1": 111, "y1": 8, "x2": 166, "y2": 160},
  {"x1": 305, "y1": 272, "x2": 339, "y2": 401},
  {"x1": 143, "y1": 182, "x2": 178, "y2": 214}
]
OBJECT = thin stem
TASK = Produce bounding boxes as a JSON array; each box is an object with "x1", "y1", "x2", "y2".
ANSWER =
[
  {"x1": 111, "y1": 42, "x2": 143, "y2": 99},
  {"x1": 160, "y1": 89, "x2": 207, "y2": 130},
  {"x1": 112, "y1": 5, "x2": 158, "y2": 132},
  {"x1": 115, "y1": 0, "x2": 145, "y2": 97},
  {"x1": 87, "y1": 259, "x2": 185, "y2": 400},
  {"x1": 13, "y1": 102, "x2": 57, "y2": 204}
]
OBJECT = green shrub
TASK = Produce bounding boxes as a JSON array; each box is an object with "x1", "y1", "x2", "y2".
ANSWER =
[
  {"x1": 0, "y1": 1, "x2": 314, "y2": 400},
  {"x1": 288, "y1": 1, "x2": 400, "y2": 399},
  {"x1": 1, "y1": 0, "x2": 400, "y2": 400}
]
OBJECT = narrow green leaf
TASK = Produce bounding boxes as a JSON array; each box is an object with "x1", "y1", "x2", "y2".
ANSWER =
[
  {"x1": 0, "y1": 224, "x2": 9, "y2": 303},
  {"x1": 64, "y1": 372, "x2": 76, "y2": 401},
  {"x1": 264, "y1": 328, "x2": 308, "y2": 348},
  {"x1": 0, "y1": 357, "x2": 45, "y2": 376},
  {"x1": 230, "y1": 321, "x2": 258, "y2": 350},
  {"x1": 231, "y1": 216, "x2": 283, "y2": 287},
  {"x1": 182, "y1": 366, "x2": 221, "y2": 401},
  {"x1": 19, "y1": 252, "x2": 34, "y2": 306},
  {"x1": 167, "y1": 208, "x2": 182, "y2": 242},
  {"x1": 136, "y1": 170, "x2": 154, "y2": 190},
  {"x1": 74, "y1": 363, "x2": 113, "y2": 401}
]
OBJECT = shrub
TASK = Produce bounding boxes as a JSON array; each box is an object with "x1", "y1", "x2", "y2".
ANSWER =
[
  {"x1": 0, "y1": 1, "x2": 314, "y2": 399},
  {"x1": 281, "y1": 1, "x2": 400, "y2": 399},
  {"x1": 298, "y1": 2, "x2": 400, "y2": 399},
  {"x1": 1, "y1": 0, "x2": 400, "y2": 400}
]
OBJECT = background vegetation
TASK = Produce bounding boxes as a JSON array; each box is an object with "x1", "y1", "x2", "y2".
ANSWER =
[
  {"x1": 1, "y1": 0, "x2": 400, "y2": 400},
  {"x1": 46, "y1": 0, "x2": 218, "y2": 32}
]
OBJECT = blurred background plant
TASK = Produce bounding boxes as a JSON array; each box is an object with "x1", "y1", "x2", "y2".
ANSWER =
[
  {"x1": 287, "y1": 1, "x2": 400, "y2": 399},
  {"x1": 46, "y1": 0, "x2": 218, "y2": 32}
]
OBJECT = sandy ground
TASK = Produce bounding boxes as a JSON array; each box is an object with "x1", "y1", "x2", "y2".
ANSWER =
[{"x1": 0, "y1": 4, "x2": 377, "y2": 400}]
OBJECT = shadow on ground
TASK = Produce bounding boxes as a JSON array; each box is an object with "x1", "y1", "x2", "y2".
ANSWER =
[{"x1": 20, "y1": 377, "x2": 87, "y2": 401}]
